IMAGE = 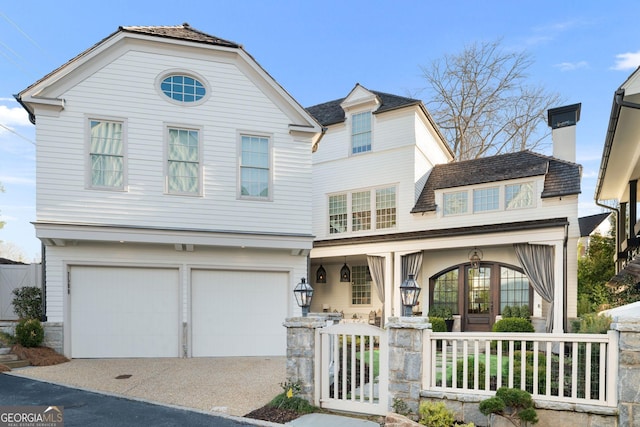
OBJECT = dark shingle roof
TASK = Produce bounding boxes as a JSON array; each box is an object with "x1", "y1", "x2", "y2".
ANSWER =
[
  {"x1": 120, "y1": 23, "x2": 240, "y2": 48},
  {"x1": 411, "y1": 151, "x2": 582, "y2": 213},
  {"x1": 306, "y1": 90, "x2": 421, "y2": 126},
  {"x1": 578, "y1": 212, "x2": 611, "y2": 237}
]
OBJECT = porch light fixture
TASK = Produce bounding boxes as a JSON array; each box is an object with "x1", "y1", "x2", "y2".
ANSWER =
[
  {"x1": 469, "y1": 247, "x2": 483, "y2": 270},
  {"x1": 400, "y1": 274, "x2": 421, "y2": 317},
  {"x1": 340, "y1": 258, "x2": 351, "y2": 282},
  {"x1": 316, "y1": 262, "x2": 326, "y2": 283},
  {"x1": 293, "y1": 278, "x2": 314, "y2": 317}
]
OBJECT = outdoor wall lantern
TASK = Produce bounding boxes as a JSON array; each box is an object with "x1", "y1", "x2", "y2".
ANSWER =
[
  {"x1": 400, "y1": 274, "x2": 421, "y2": 317},
  {"x1": 340, "y1": 257, "x2": 351, "y2": 282},
  {"x1": 316, "y1": 263, "x2": 326, "y2": 283},
  {"x1": 469, "y1": 247, "x2": 483, "y2": 270},
  {"x1": 294, "y1": 278, "x2": 314, "y2": 317}
]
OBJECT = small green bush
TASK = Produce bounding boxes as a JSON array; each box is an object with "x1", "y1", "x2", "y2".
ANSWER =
[
  {"x1": 428, "y1": 306, "x2": 453, "y2": 320},
  {"x1": 573, "y1": 313, "x2": 612, "y2": 334},
  {"x1": 454, "y1": 357, "x2": 486, "y2": 389},
  {"x1": 15, "y1": 318, "x2": 44, "y2": 348},
  {"x1": 480, "y1": 387, "x2": 538, "y2": 426},
  {"x1": 501, "y1": 305, "x2": 513, "y2": 318},
  {"x1": 12, "y1": 286, "x2": 43, "y2": 320},
  {"x1": 429, "y1": 317, "x2": 447, "y2": 333},
  {"x1": 492, "y1": 318, "x2": 534, "y2": 333},
  {"x1": 418, "y1": 401, "x2": 454, "y2": 427}
]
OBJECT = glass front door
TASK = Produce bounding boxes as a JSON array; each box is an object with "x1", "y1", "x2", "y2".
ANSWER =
[{"x1": 465, "y1": 266, "x2": 493, "y2": 331}]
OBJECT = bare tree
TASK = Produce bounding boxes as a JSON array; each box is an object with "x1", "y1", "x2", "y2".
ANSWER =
[{"x1": 421, "y1": 39, "x2": 562, "y2": 160}]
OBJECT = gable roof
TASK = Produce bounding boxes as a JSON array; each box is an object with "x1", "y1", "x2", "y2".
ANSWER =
[
  {"x1": 16, "y1": 24, "x2": 321, "y2": 136},
  {"x1": 306, "y1": 90, "x2": 422, "y2": 126},
  {"x1": 411, "y1": 150, "x2": 582, "y2": 213},
  {"x1": 578, "y1": 212, "x2": 610, "y2": 237}
]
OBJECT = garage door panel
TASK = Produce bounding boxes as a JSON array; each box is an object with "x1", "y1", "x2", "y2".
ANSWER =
[
  {"x1": 192, "y1": 270, "x2": 288, "y2": 357},
  {"x1": 70, "y1": 266, "x2": 180, "y2": 358}
]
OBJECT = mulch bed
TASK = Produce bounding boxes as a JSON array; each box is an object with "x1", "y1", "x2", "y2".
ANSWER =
[
  {"x1": 10, "y1": 344, "x2": 69, "y2": 366},
  {"x1": 244, "y1": 405, "x2": 302, "y2": 424}
]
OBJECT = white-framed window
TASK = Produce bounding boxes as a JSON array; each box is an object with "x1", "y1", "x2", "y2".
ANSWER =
[
  {"x1": 443, "y1": 191, "x2": 468, "y2": 216},
  {"x1": 89, "y1": 119, "x2": 125, "y2": 190},
  {"x1": 156, "y1": 70, "x2": 210, "y2": 106},
  {"x1": 166, "y1": 126, "x2": 201, "y2": 195},
  {"x1": 239, "y1": 135, "x2": 271, "y2": 200},
  {"x1": 351, "y1": 111, "x2": 372, "y2": 154},
  {"x1": 351, "y1": 265, "x2": 371, "y2": 305},
  {"x1": 352, "y1": 191, "x2": 371, "y2": 231},
  {"x1": 473, "y1": 187, "x2": 499, "y2": 213},
  {"x1": 442, "y1": 181, "x2": 536, "y2": 216},
  {"x1": 505, "y1": 182, "x2": 534, "y2": 210},
  {"x1": 329, "y1": 194, "x2": 348, "y2": 234},
  {"x1": 328, "y1": 186, "x2": 397, "y2": 234},
  {"x1": 376, "y1": 187, "x2": 397, "y2": 229}
]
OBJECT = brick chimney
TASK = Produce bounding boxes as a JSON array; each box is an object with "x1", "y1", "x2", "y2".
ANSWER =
[{"x1": 547, "y1": 103, "x2": 581, "y2": 163}]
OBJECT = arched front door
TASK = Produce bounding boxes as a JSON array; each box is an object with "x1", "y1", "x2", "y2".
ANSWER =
[{"x1": 430, "y1": 262, "x2": 532, "y2": 332}]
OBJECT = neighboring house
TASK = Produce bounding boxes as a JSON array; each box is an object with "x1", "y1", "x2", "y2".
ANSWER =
[
  {"x1": 16, "y1": 24, "x2": 322, "y2": 358},
  {"x1": 577, "y1": 212, "x2": 611, "y2": 258},
  {"x1": 595, "y1": 66, "x2": 640, "y2": 285},
  {"x1": 307, "y1": 86, "x2": 582, "y2": 333}
]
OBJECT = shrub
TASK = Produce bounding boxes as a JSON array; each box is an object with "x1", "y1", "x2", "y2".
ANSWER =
[
  {"x1": 573, "y1": 313, "x2": 612, "y2": 334},
  {"x1": 429, "y1": 317, "x2": 447, "y2": 333},
  {"x1": 492, "y1": 318, "x2": 534, "y2": 333},
  {"x1": 268, "y1": 379, "x2": 316, "y2": 414},
  {"x1": 428, "y1": 306, "x2": 453, "y2": 320},
  {"x1": 418, "y1": 401, "x2": 454, "y2": 427},
  {"x1": 391, "y1": 397, "x2": 413, "y2": 417},
  {"x1": 11, "y1": 286, "x2": 43, "y2": 320},
  {"x1": 15, "y1": 318, "x2": 44, "y2": 348},
  {"x1": 479, "y1": 387, "x2": 538, "y2": 426},
  {"x1": 507, "y1": 351, "x2": 547, "y2": 394},
  {"x1": 501, "y1": 305, "x2": 513, "y2": 318},
  {"x1": 454, "y1": 357, "x2": 486, "y2": 389}
]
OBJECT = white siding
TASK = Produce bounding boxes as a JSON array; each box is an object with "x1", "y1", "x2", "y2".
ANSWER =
[{"x1": 35, "y1": 49, "x2": 312, "y2": 235}]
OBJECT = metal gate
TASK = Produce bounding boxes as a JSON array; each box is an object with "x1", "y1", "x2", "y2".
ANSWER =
[{"x1": 316, "y1": 322, "x2": 388, "y2": 415}]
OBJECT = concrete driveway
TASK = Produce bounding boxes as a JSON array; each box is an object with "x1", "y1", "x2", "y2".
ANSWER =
[{"x1": 8, "y1": 356, "x2": 286, "y2": 417}]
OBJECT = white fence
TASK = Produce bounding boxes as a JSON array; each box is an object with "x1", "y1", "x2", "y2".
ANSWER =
[
  {"x1": 0, "y1": 264, "x2": 41, "y2": 320},
  {"x1": 315, "y1": 322, "x2": 389, "y2": 415},
  {"x1": 425, "y1": 331, "x2": 619, "y2": 408}
]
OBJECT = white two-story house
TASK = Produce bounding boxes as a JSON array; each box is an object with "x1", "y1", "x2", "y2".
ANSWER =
[
  {"x1": 307, "y1": 85, "x2": 581, "y2": 333},
  {"x1": 16, "y1": 24, "x2": 321, "y2": 358}
]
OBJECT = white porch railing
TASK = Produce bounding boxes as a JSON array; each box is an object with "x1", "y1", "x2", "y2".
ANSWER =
[{"x1": 424, "y1": 331, "x2": 619, "y2": 408}]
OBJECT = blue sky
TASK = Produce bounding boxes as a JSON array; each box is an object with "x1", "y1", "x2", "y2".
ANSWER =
[{"x1": 1, "y1": 0, "x2": 639, "y2": 261}]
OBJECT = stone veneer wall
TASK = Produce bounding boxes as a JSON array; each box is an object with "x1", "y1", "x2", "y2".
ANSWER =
[
  {"x1": 42, "y1": 322, "x2": 63, "y2": 354},
  {"x1": 615, "y1": 317, "x2": 640, "y2": 426}
]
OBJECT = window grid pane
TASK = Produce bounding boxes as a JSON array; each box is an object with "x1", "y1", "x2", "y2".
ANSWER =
[
  {"x1": 433, "y1": 269, "x2": 459, "y2": 315},
  {"x1": 161, "y1": 75, "x2": 206, "y2": 102},
  {"x1": 473, "y1": 187, "x2": 499, "y2": 212},
  {"x1": 90, "y1": 120, "x2": 123, "y2": 188},
  {"x1": 443, "y1": 191, "x2": 468, "y2": 215},
  {"x1": 468, "y1": 267, "x2": 491, "y2": 314},
  {"x1": 168, "y1": 128, "x2": 199, "y2": 194},
  {"x1": 351, "y1": 112, "x2": 371, "y2": 154},
  {"x1": 351, "y1": 265, "x2": 371, "y2": 305},
  {"x1": 506, "y1": 183, "x2": 534, "y2": 209},
  {"x1": 500, "y1": 267, "x2": 530, "y2": 312},
  {"x1": 329, "y1": 194, "x2": 347, "y2": 234},
  {"x1": 352, "y1": 191, "x2": 371, "y2": 231},
  {"x1": 240, "y1": 136, "x2": 270, "y2": 198},
  {"x1": 376, "y1": 187, "x2": 396, "y2": 229}
]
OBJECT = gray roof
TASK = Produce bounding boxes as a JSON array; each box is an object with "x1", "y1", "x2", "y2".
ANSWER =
[
  {"x1": 578, "y1": 212, "x2": 610, "y2": 237},
  {"x1": 306, "y1": 90, "x2": 421, "y2": 126},
  {"x1": 120, "y1": 23, "x2": 240, "y2": 48},
  {"x1": 411, "y1": 151, "x2": 582, "y2": 213}
]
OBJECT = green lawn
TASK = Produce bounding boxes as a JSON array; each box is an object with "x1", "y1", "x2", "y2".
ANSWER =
[{"x1": 356, "y1": 350, "x2": 380, "y2": 378}]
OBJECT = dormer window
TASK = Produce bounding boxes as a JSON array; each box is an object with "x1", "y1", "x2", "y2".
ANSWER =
[
  {"x1": 351, "y1": 111, "x2": 372, "y2": 154},
  {"x1": 159, "y1": 73, "x2": 207, "y2": 104}
]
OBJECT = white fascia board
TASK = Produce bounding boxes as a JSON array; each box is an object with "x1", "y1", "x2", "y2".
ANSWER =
[{"x1": 34, "y1": 222, "x2": 313, "y2": 251}]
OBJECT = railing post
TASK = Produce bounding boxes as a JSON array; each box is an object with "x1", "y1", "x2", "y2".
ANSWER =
[
  {"x1": 387, "y1": 316, "x2": 431, "y2": 414},
  {"x1": 606, "y1": 329, "x2": 619, "y2": 407}
]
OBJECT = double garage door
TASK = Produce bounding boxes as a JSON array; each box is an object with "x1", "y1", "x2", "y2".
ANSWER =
[{"x1": 70, "y1": 266, "x2": 288, "y2": 358}]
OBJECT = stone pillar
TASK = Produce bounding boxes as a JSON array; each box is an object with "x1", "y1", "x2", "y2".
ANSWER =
[
  {"x1": 283, "y1": 314, "x2": 340, "y2": 403},
  {"x1": 387, "y1": 316, "x2": 431, "y2": 414},
  {"x1": 615, "y1": 316, "x2": 640, "y2": 426}
]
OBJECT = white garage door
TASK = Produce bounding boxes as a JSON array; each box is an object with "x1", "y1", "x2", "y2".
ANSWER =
[
  {"x1": 191, "y1": 270, "x2": 288, "y2": 357},
  {"x1": 70, "y1": 266, "x2": 180, "y2": 358}
]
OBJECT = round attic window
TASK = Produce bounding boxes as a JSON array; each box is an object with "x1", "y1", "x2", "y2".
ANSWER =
[{"x1": 160, "y1": 74, "x2": 207, "y2": 103}]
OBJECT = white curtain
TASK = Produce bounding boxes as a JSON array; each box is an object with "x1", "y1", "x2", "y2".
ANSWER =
[
  {"x1": 168, "y1": 128, "x2": 199, "y2": 193},
  {"x1": 367, "y1": 256, "x2": 385, "y2": 303},
  {"x1": 90, "y1": 120, "x2": 123, "y2": 187},
  {"x1": 514, "y1": 243, "x2": 555, "y2": 332}
]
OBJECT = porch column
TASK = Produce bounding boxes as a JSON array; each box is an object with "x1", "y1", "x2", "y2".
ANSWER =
[
  {"x1": 384, "y1": 253, "x2": 394, "y2": 320},
  {"x1": 552, "y1": 241, "x2": 564, "y2": 333},
  {"x1": 393, "y1": 252, "x2": 403, "y2": 318}
]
